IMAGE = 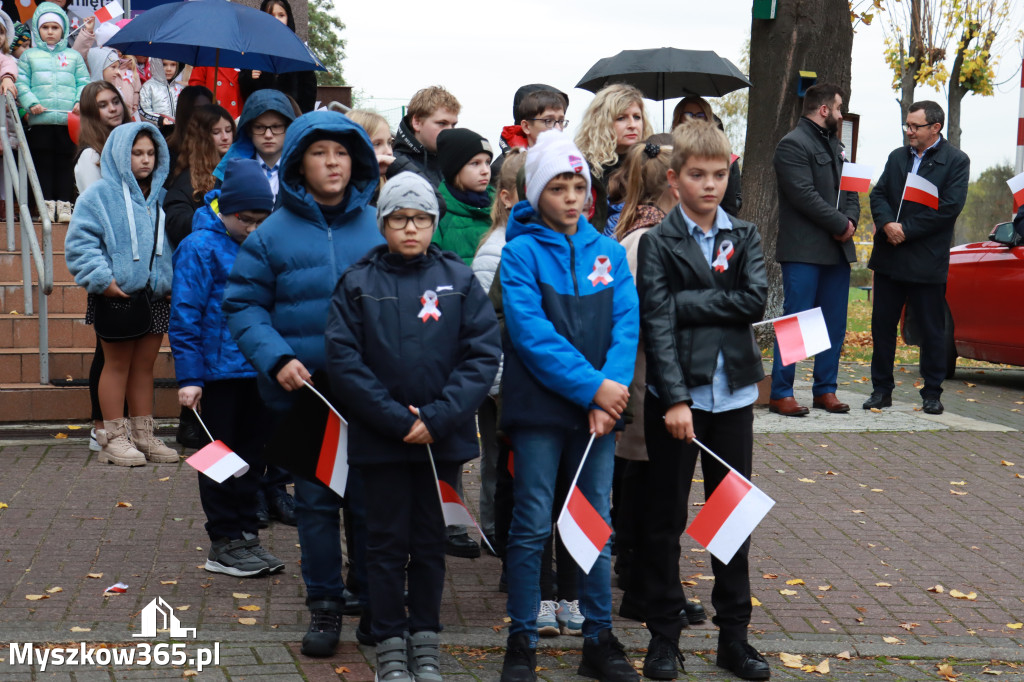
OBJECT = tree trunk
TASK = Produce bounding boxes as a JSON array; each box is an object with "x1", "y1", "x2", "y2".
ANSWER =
[
  {"x1": 947, "y1": 26, "x2": 994, "y2": 149},
  {"x1": 898, "y1": 0, "x2": 923, "y2": 139},
  {"x1": 742, "y1": 0, "x2": 854, "y2": 337}
]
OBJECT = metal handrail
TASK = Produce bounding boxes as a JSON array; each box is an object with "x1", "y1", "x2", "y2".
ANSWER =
[{"x1": 1, "y1": 91, "x2": 54, "y2": 385}]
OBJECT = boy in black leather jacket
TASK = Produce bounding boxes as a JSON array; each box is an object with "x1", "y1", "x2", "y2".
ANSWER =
[{"x1": 635, "y1": 121, "x2": 770, "y2": 681}]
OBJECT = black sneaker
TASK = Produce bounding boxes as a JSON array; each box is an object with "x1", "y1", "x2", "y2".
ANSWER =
[
  {"x1": 500, "y1": 633, "x2": 537, "y2": 682},
  {"x1": 268, "y1": 491, "x2": 297, "y2": 526},
  {"x1": 643, "y1": 633, "x2": 685, "y2": 679},
  {"x1": 241, "y1": 532, "x2": 285, "y2": 573},
  {"x1": 204, "y1": 538, "x2": 269, "y2": 578},
  {"x1": 301, "y1": 598, "x2": 343, "y2": 657},
  {"x1": 578, "y1": 629, "x2": 639, "y2": 681}
]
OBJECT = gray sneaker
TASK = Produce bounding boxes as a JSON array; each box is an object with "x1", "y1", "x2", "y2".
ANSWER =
[
  {"x1": 204, "y1": 537, "x2": 269, "y2": 577},
  {"x1": 406, "y1": 631, "x2": 442, "y2": 682},
  {"x1": 242, "y1": 531, "x2": 285, "y2": 573}
]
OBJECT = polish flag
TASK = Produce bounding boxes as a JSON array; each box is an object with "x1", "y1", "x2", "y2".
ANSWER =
[
  {"x1": 556, "y1": 486, "x2": 613, "y2": 574},
  {"x1": 839, "y1": 162, "x2": 873, "y2": 193},
  {"x1": 772, "y1": 307, "x2": 831, "y2": 366},
  {"x1": 439, "y1": 480, "x2": 476, "y2": 527},
  {"x1": 686, "y1": 470, "x2": 775, "y2": 564},
  {"x1": 186, "y1": 440, "x2": 249, "y2": 483},
  {"x1": 903, "y1": 173, "x2": 940, "y2": 210},
  {"x1": 1007, "y1": 172, "x2": 1024, "y2": 212},
  {"x1": 94, "y1": 0, "x2": 124, "y2": 23},
  {"x1": 314, "y1": 411, "x2": 348, "y2": 497}
]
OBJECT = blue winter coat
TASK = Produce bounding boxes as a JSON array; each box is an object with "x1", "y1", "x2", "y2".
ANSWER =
[
  {"x1": 65, "y1": 122, "x2": 172, "y2": 298},
  {"x1": 169, "y1": 190, "x2": 255, "y2": 388},
  {"x1": 325, "y1": 244, "x2": 500, "y2": 465},
  {"x1": 499, "y1": 201, "x2": 639, "y2": 431},
  {"x1": 223, "y1": 110, "x2": 384, "y2": 410},
  {"x1": 17, "y1": 2, "x2": 90, "y2": 126},
  {"x1": 212, "y1": 89, "x2": 296, "y2": 185}
]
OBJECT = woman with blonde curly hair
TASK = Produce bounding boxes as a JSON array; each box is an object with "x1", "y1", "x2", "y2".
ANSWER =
[{"x1": 575, "y1": 83, "x2": 653, "y2": 183}]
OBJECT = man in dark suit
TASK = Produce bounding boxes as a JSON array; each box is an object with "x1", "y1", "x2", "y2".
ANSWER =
[
  {"x1": 866, "y1": 100, "x2": 970, "y2": 415},
  {"x1": 769, "y1": 84, "x2": 860, "y2": 416}
]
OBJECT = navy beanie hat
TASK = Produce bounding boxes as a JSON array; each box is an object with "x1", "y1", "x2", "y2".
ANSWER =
[
  {"x1": 219, "y1": 158, "x2": 274, "y2": 214},
  {"x1": 437, "y1": 128, "x2": 493, "y2": 185}
]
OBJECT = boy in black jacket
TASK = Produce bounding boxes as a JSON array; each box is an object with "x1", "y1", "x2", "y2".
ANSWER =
[
  {"x1": 324, "y1": 171, "x2": 500, "y2": 682},
  {"x1": 635, "y1": 122, "x2": 770, "y2": 680}
]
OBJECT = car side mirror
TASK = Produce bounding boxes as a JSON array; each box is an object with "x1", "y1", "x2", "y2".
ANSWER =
[{"x1": 988, "y1": 222, "x2": 1022, "y2": 247}]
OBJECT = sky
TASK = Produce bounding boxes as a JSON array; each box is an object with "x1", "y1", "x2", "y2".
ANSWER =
[{"x1": 334, "y1": 0, "x2": 1024, "y2": 181}]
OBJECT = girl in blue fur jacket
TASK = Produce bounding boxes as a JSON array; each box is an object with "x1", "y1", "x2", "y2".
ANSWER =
[{"x1": 65, "y1": 122, "x2": 178, "y2": 468}]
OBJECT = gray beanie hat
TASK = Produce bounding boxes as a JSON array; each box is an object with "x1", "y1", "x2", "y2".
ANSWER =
[{"x1": 377, "y1": 172, "x2": 440, "y2": 233}]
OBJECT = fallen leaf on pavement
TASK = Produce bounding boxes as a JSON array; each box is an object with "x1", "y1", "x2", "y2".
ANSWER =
[
  {"x1": 785, "y1": 579, "x2": 805, "y2": 585},
  {"x1": 70, "y1": 626, "x2": 90, "y2": 632},
  {"x1": 25, "y1": 595, "x2": 48, "y2": 601},
  {"x1": 160, "y1": 580, "x2": 177, "y2": 585},
  {"x1": 815, "y1": 660, "x2": 830, "y2": 674},
  {"x1": 763, "y1": 573, "x2": 778, "y2": 579},
  {"x1": 950, "y1": 490, "x2": 968, "y2": 496},
  {"x1": 158, "y1": 477, "x2": 170, "y2": 482},
  {"x1": 66, "y1": 424, "x2": 82, "y2": 430},
  {"x1": 869, "y1": 407, "x2": 882, "y2": 413},
  {"x1": 982, "y1": 667, "x2": 1003, "y2": 675},
  {"x1": 1007, "y1": 623, "x2": 1023, "y2": 629},
  {"x1": 176, "y1": 605, "x2": 190, "y2": 610},
  {"x1": 116, "y1": 502, "x2": 132, "y2": 508},
  {"x1": 900, "y1": 622, "x2": 919, "y2": 631},
  {"x1": 882, "y1": 636, "x2": 902, "y2": 644},
  {"x1": 681, "y1": 580, "x2": 698, "y2": 586},
  {"x1": 0, "y1": 502, "x2": 7, "y2": 509},
  {"x1": 237, "y1": 617, "x2": 257, "y2": 625},
  {"x1": 1001, "y1": 460, "x2": 1015, "y2": 467},
  {"x1": 949, "y1": 589, "x2": 977, "y2": 601},
  {"x1": 86, "y1": 572, "x2": 103, "y2": 579},
  {"x1": 966, "y1": 398, "x2": 977, "y2": 402},
  {"x1": 950, "y1": 481, "x2": 966, "y2": 486},
  {"x1": 798, "y1": 478, "x2": 816, "y2": 483},
  {"x1": 334, "y1": 667, "x2": 350, "y2": 674},
  {"x1": 779, "y1": 652, "x2": 803, "y2": 669},
  {"x1": 232, "y1": 593, "x2": 251, "y2": 599},
  {"x1": 55, "y1": 433, "x2": 68, "y2": 439},
  {"x1": 183, "y1": 672, "x2": 198, "y2": 678},
  {"x1": 46, "y1": 587, "x2": 62, "y2": 593},
  {"x1": 1016, "y1": 473, "x2": 1024, "y2": 479},
  {"x1": 836, "y1": 651, "x2": 852, "y2": 660},
  {"x1": 779, "y1": 589, "x2": 798, "y2": 596},
  {"x1": 818, "y1": 585, "x2": 832, "y2": 591},
  {"x1": 852, "y1": 509, "x2": 864, "y2": 514},
  {"x1": 937, "y1": 663, "x2": 958, "y2": 680},
  {"x1": 928, "y1": 585, "x2": 945, "y2": 593},
  {"x1": 751, "y1": 597, "x2": 762, "y2": 606},
  {"x1": 875, "y1": 582, "x2": 892, "y2": 587},
  {"x1": 239, "y1": 605, "x2": 260, "y2": 611}
]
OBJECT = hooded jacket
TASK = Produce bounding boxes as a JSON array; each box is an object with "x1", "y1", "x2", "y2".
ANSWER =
[
  {"x1": 17, "y1": 2, "x2": 90, "y2": 126},
  {"x1": 169, "y1": 190, "x2": 255, "y2": 388},
  {"x1": 65, "y1": 122, "x2": 172, "y2": 298},
  {"x1": 212, "y1": 89, "x2": 296, "y2": 184},
  {"x1": 434, "y1": 182, "x2": 494, "y2": 265},
  {"x1": 223, "y1": 110, "x2": 384, "y2": 410},
  {"x1": 388, "y1": 115, "x2": 443, "y2": 187},
  {"x1": 139, "y1": 57, "x2": 182, "y2": 125},
  {"x1": 499, "y1": 201, "x2": 639, "y2": 431},
  {"x1": 325, "y1": 244, "x2": 500, "y2": 465},
  {"x1": 86, "y1": 47, "x2": 141, "y2": 119}
]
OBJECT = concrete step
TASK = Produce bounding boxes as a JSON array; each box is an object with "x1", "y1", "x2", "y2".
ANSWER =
[
  {"x1": 0, "y1": 383, "x2": 180, "y2": 422},
  {"x1": 0, "y1": 345, "x2": 175, "y2": 384},
  {"x1": 1, "y1": 219, "x2": 69, "y2": 251},
  {"x1": 0, "y1": 250, "x2": 72, "y2": 283},
  {"x1": 0, "y1": 281, "x2": 86, "y2": 315},
  {"x1": 0, "y1": 312, "x2": 96, "y2": 348}
]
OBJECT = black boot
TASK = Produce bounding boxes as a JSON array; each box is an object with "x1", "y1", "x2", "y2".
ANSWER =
[
  {"x1": 500, "y1": 632, "x2": 537, "y2": 682},
  {"x1": 578, "y1": 629, "x2": 639, "y2": 681},
  {"x1": 301, "y1": 598, "x2": 343, "y2": 658}
]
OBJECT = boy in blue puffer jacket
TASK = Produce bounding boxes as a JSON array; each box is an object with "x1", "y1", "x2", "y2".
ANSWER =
[
  {"x1": 169, "y1": 158, "x2": 284, "y2": 580},
  {"x1": 223, "y1": 110, "x2": 384, "y2": 658}
]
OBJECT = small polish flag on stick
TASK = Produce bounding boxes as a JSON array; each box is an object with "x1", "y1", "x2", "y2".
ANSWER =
[
  {"x1": 755, "y1": 307, "x2": 831, "y2": 366},
  {"x1": 839, "y1": 162, "x2": 873, "y2": 194},
  {"x1": 425, "y1": 443, "x2": 495, "y2": 555},
  {"x1": 556, "y1": 434, "x2": 613, "y2": 574},
  {"x1": 94, "y1": 0, "x2": 124, "y2": 23},
  {"x1": 897, "y1": 173, "x2": 940, "y2": 220},
  {"x1": 685, "y1": 439, "x2": 774, "y2": 564},
  {"x1": 184, "y1": 408, "x2": 250, "y2": 482},
  {"x1": 303, "y1": 381, "x2": 349, "y2": 498},
  {"x1": 1007, "y1": 171, "x2": 1024, "y2": 213}
]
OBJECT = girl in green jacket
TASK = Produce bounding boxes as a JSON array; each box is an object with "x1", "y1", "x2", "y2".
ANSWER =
[{"x1": 434, "y1": 127, "x2": 495, "y2": 264}]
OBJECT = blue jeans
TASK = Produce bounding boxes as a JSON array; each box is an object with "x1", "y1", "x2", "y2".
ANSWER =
[
  {"x1": 506, "y1": 427, "x2": 614, "y2": 645},
  {"x1": 293, "y1": 468, "x2": 368, "y2": 604},
  {"x1": 771, "y1": 262, "x2": 850, "y2": 399}
]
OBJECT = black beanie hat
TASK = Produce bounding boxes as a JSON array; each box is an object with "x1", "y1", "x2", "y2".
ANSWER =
[{"x1": 437, "y1": 128, "x2": 493, "y2": 186}]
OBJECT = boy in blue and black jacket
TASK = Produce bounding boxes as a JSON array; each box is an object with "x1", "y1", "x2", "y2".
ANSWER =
[{"x1": 498, "y1": 130, "x2": 639, "y2": 682}]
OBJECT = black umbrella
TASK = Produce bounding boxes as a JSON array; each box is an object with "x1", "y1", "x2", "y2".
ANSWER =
[{"x1": 576, "y1": 48, "x2": 750, "y2": 99}]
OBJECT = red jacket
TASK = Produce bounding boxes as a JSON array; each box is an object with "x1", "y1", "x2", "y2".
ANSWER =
[{"x1": 189, "y1": 66, "x2": 243, "y2": 119}]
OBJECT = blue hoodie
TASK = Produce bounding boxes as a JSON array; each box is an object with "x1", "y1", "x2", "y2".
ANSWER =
[
  {"x1": 169, "y1": 190, "x2": 255, "y2": 388},
  {"x1": 65, "y1": 122, "x2": 172, "y2": 298},
  {"x1": 223, "y1": 110, "x2": 384, "y2": 410},
  {"x1": 212, "y1": 89, "x2": 296, "y2": 185},
  {"x1": 499, "y1": 200, "x2": 639, "y2": 431}
]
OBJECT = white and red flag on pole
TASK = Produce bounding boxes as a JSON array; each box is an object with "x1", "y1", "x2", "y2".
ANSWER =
[
  {"x1": 764, "y1": 307, "x2": 831, "y2": 366},
  {"x1": 304, "y1": 381, "x2": 349, "y2": 498},
  {"x1": 685, "y1": 440, "x2": 775, "y2": 564},
  {"x1": 902, "y1": 173, "x2": 940, "y2": 210},
  {"x1": 426, "y1": 443, "x2": 495, "y2": 555},
  {"x1": 555, "y1": 434, "x2": 613, "y2": 574},
  {"x1": 94, "y1": 0, "x2": 124, "y2": 23},
  {"x1": 839, "y1": 162, "x2": 873, "y2": 193},
  {"x1": 184, "y1": 408, "x2": 249, "y2": 482},
  {"x1": 1007, "y1": 171, "x2": 1024, "y2": 212}
]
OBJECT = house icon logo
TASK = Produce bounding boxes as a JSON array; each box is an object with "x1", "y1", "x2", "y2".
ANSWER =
[{"x1": 132, "y1": 597, "x2": 197, "y2": 638}]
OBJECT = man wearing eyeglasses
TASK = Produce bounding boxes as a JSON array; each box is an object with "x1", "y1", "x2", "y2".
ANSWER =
[
  {"x1": 769, "y1": 83, "x2": 861, "y2": 417},
  {"x1": 214, "y1": 89, "x2": 297, "y2": 203},
  {"x1": 865, "y1": 101, "x2": 970, "y2": 415}
]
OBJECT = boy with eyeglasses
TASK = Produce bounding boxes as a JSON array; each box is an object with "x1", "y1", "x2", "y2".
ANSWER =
[
  {"x1": 170, "y1": 158, "x2": 284, "y2": 579},
  {"x1": 491, "y1": 86, "x2": 569, "y2": 182},
  {"x1": 214, "y1": 89, "x2": 297, "y2": 201},
  {"x1": 325, "y1": 171, "x2": 500, "y2": 682}
]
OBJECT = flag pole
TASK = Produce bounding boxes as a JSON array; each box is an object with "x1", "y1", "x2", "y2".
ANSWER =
[
  {"x1": 691, "y1": 437, "x2": 743, "y2": 478},
  {"x1": 559, "y1": 433, "x2": 596, "y2": 519},
  {"x1": 426, "y1": 443, "x2": 495, "y2": 556},
  {"x1": 895, "y1": 174, "x2": 909, "y2": 222},
  {"x1": 189, "y1": 406, "x2": 215, "y2": 443},
  {"x1": 302, "y1": 380, "x2": 348, "y2": 424}
]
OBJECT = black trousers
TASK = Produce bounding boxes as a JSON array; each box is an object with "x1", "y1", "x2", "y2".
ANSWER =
[
  {"x1": 26, "y1": 125, "x2": 75, "y2": 202},
  {"x1": 870, "y1": 271, "x2": 947, "y2": 399},
  {"x1": 360, "y1": 459, "x2": 458, "y2": 642},
  {"x1": 635, "y1": 392, "x2": 754, "y2": 643},
  {"x1": 195, "y1": 379, "x2": 269, "y2": 541}
]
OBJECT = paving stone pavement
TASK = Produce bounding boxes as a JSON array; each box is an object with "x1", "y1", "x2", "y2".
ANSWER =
[{"x1": 0, "y1": 362, "x2": 1021, "y2": 680}]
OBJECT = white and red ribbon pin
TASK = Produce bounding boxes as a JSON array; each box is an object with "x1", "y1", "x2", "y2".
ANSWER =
[
  {"x1": 712, "y1": 240, "x2": 734, "y2": 273},
  {"x1": 587, "y1": 256, "x2": 614, "y2": 286},
  {"x1": 418, "y1": 290, "x2": 441, "y2": 322}
]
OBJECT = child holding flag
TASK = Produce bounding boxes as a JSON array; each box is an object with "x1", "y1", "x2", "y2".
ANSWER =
[
  {"x1": 497, "y1": 130, "x2": 639, "y2": 682},
  {"x1": 634, "y1": 121, "x2": 769, "y2": 680},
  {"x1": 169, "y1": 158, "x2": 282, "y2": 578},
  {"x1": 324, "y1": 171, "x2": 500, "y2": 682}
]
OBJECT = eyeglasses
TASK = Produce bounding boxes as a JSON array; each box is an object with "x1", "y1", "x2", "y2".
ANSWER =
[
  {"x1": 682, "y1": 111, "x2": 707, "y2": 120},
  {"x1": 527, "y1": 118, "x2": 569, "y2": 130},
  {"x1": 385, "y1": 214, "x2": 434, "y2": 230},
  {"x1": 902, "y1": 122, "x2": 934, "y2": 133},
  {"x1": 232, "y1": 213, "x2": 266, "y2": 228},
  {"x1": 252, "y1": 123, "x2": 287, "y2": 136}
]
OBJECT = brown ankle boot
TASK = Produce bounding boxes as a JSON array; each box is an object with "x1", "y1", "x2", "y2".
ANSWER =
[
  {"x1": 97, "y1": 419, "x2": 146, "y2": 467},
  {"x1": 129, "y1": 416, "x2": 179, "y2": 463}
]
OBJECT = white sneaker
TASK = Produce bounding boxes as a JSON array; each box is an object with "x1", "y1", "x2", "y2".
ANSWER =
[
  {"x1": 537, "y1": 599, "x2": 560, "y2": 637},
  {"x1": 57, "y1": 200, "x2": 73, "y2": 223},
  {"x1": 556, "y1": 598, "x2": 584, "y2": 636},
  {"x1": 89, "y1": 428, "x2": 101, "y2": 452}
]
